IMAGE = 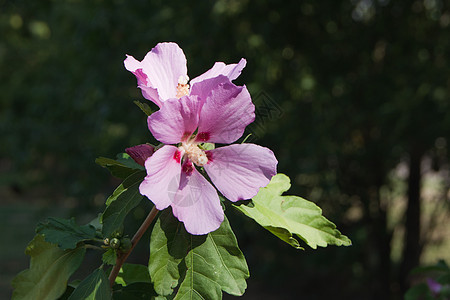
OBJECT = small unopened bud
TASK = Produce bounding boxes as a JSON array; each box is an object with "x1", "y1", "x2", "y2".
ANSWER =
[
  {"x1": 125, "y1": 144, "x2": 155, "y2": 166},
  {"x1": 110, "y1": 238, "x2": 120, "y2": 249},
  {"x1": 119, "y1": 238, "x2": 132, "y2": 252},
  {"x1": 103, "y1": 238, "x2": 110, "y2": 246}
]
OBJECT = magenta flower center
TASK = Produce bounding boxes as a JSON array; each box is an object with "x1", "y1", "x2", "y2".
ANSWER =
[
  {"x1": 180, "y1": 140, "x2": 208, "y2": 166},
  {"x1": 176, "y1": 75, "x2": 190, "y2": 98}
]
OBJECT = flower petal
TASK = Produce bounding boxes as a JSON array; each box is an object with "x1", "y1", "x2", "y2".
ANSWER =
[
  {"x1": 139, "y1": 145, "x2": 182, "y2": 210},
  {"x1": 204, "y1": 144, "x2": 277, "y2": 202},
  {"x1": 190, "y1": 58, "x2": 246, "y2": 86},
  {"x1": 171, "y1": 161, "x2": 224, "y2": 235},
  {"x1": 148, "y1": 95, "x2": 200, "y2": 144},
  {"x1": 196, "y1": 78, "x2": 255, "y2": 143},
  {"x1": 124, "y1": 42, "x2": 188, "y2": 106},
  {"x1": 189, "y1": 75, "x2": 227, "y2": 107},
  {"x1": 427, "y1": 278, "x2": 442, "y2": 294},
  {"x1": 124, "y1": 55, "x2": 163, "y2": 106}
]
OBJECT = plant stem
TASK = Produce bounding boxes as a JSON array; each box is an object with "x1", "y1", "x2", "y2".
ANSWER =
[{"x1": 108, "y1": 206, "x2": 159, "y2": 287}]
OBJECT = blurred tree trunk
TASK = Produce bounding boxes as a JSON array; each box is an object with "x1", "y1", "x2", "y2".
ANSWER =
[
  {"x1": 369, "y1": 171, "x2": 393, "y2": 300},
  {"x1": 375, "y1": 200, "x2": 392, "y2": 299},
  {"x1": 399, "y1": 146, "x2": 424, "y2": 293}
]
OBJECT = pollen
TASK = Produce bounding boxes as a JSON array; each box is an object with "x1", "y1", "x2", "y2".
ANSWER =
[
  {"x1": 182, "y1": 142, "x2": 208, "y2": 166},
  {"x1": 176, "y1": 75, "x2": 190, "y2": 98}
]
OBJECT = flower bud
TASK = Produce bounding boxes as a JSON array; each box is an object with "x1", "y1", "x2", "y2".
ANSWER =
[
  {"x1": 110, "y1": 238, "x2": 120, "y2": 249},
  {"x1": 119, "y1": 238, "x2": 132, "y2": 252},
  {"x1": 125, "y1": 144, "x2": 155, "y2": 166}
]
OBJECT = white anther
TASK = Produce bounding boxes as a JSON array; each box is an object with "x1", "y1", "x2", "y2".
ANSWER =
[
  {"x1": 178, "y1": 75, "x2": 189, "y2": 85},
  {"x1": 196, "y1": 153, "x2": 208, "y2": 166},
  {"x1": 182, "y1": 143, "x2": 208, "y2": 166}
]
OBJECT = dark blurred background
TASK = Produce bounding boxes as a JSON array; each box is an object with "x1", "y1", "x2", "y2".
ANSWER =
[{"x1": 1, "y1": 0, "x2": 449, "y2": 299}]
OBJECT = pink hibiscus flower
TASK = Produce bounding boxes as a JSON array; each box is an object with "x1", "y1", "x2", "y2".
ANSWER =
[
  {"x1": 139, "y1": 75, "x2": 278, "y2": 235},
  {"x1": 124, "y1": 42, "x2": 247, "y2": 107}
]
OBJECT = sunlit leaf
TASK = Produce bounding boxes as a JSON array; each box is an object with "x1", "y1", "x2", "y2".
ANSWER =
[
  {"x1": 234, "y1": 173, "x2": 352, "y2": 249},
  {"x1": 68, "y1": 269, "x2": 111, "y2": 300},
  {"x1": 36, "y1": 217, "x2": 98, "y2": 250},
  {"x1": 11, "y1": 235, "x2": 85, "y2": 300},
  {"x1": 115, "y1": 264, "x2": 151, "y2": 286},
  {"x1": 198, "y1": 142, "x2": 215, "y2": 150},
  {"x1": 149, "y1": 209, "x2": 249, "y2": 299},
  {"x1": 148, "y1": 209, "x2": 188, "y2": 296}
]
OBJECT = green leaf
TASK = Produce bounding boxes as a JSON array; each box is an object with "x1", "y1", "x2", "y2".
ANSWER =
[
  {"x1": 149, "y1": 209, "x2": 249, "y2": 299},
  {"x1": 88, "y1": 214, "x2": 103, "y2": 232},
  {"x1": 148, "y1": 210, "x2": 189, "y2": 296},
  {"x1": 96, "y1": 155, "x2": 143, "y2": 179},
  {"x1": 12, "y1": 235, "x2": 85, "y2": 300},
  {"x1": 234, "y1": 173, "x2": 352, "y2": 249},
  {"x1": 68, "y1": 269, "x2": 111, "y2": 300},
  {"x1": 36, "y1": 217, "x2": 98, "y2": 250},
  {"x1": 115, "y1": 264, "x2": 151, "y2": 286},
  {"x1": 69, "y1": 279, "x2": 83, "y2": 289},
  {"x1": 204, "y1": 216, "x2": 249, "y2": 296},
  {"x1": 102, "y1": 248, "x2": 117, "y2": 266},
  {"x1": 116, "y1": 153, "x2": 144, "y2": 171},
  {"x1": 404, "y1": 283, "x2": 433, "y2": 300},
  {"x1": 175, "y1": 252, "x2": 222, "y2": 300},
  {"x1": 411, "y1": 260, "x2": 450, "y2": 274},
  {"x1": 105, "y1": 171, "x2": 146, "y2": 206},
  {"x1": 134, "y1": 100, "x2": 154, "y2": 116},
  {"x1": 58, "y1": 286, "x2": 75, "y2": 300},
  {"x1": 198, "y1": 142, "x2": 215, "y2": 150},
  {"x1": 112, "y1": 282, "x2": 157, "y2": 300},
  {"x1": 101, "y1": 171, "x2": 146, "y2": 237}
]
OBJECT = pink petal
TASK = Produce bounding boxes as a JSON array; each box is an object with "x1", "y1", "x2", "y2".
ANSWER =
[
  {"x1": 196, "y1": 78, "x2": 255, "y2": 143},
  {"x1": 140, "y1": 85, "x2": 162, "y2": 107},
  {"x1": 148, "y1": 95, "x2": 200, "y2": 144},
  {"x1": 204, "y1": 144, "x2": 277, "y2": 202},
  {"x1": 171, "y1": 161, "x2": 224, "y2": 235},
  {"x1": 124, "y1": 42, "x2": 188, "y2": 106},
  {"x1": 189, "y1": 75, "x2": 226, "y2": 107},
  {"x1": 124, "y1": 55, "x2": 162, "y2": 107},
  {"x1": 190, "y1": 58, "x2": 246, "y2": 86},
  {"x1": 139, "y1": 145, "x2": 182, "y2": 210},
  {"x1": 427, "y1": 278, "x2": 442, "y2": 294},
  {"x1": 125, "y1": 144, "x2": 155, "y2": 166}
]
